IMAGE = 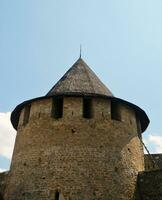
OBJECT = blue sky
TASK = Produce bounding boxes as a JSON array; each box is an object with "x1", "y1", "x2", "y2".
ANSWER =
[{"x1": 1, "y1": 0, "x2": 162, "y2": 171}]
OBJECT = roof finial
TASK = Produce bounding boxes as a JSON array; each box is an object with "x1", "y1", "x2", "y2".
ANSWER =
[{"x1": 79, "y1": 44, "x2": 82, "y2": 58}]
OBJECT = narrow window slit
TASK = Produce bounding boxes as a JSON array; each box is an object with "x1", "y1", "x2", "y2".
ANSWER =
[
  {"x1": 136, "y1": 112, "x2": 142, "y2": 137},
  {"x1": 55, "y1": 190, "x2": 60, "y2": 200},
  {"x1": 23, "y1": 104, "x2": 31, "y2": 126},
  {"x1": 83, "y1": 97, "x2": 93, "y2": 119},
  {"x1": 0, "y1": 193, "x2": 3, "y2": 200},
  {"x1": 52, "y1": 97, "x2": 63, "y2": 119},
  {"x1": 111, "y1": 101, "x2": 121, "y2": 121}
]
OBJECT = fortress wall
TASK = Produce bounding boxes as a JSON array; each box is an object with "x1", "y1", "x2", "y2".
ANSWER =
[
  {"x1": 5, "y1": 97, "x2": 144, "y2": 200},
  {"x1": 93, "y1": 98, "x2": 111, "y2": 119},
  {"x1": 0, "y1": 172, "x2": 8, "y2": 199},
  {"x1": 63, "y1": 97, "x2": 82, "y2": 119},
  {"x1": 137, "y1": 169, "x2": 162, "y2": 200},
  {"x1": 145, "y1": 154, "x2": 162, "y2": 171}
]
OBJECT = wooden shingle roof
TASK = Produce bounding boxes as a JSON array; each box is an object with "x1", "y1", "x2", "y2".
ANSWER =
[{"x1": 46, "y1": 58, "x2": 113, "y2": 97}]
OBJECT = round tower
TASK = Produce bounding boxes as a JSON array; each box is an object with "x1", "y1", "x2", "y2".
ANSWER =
[{"x1": 5, "y1": 58, "x2": 149, "y2": 200}]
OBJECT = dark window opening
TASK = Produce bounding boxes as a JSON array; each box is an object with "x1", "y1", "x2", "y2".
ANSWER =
[
  {"x1": 111, "y1": 101, "x2": 121, "y2": 121},
  {"x1": 55, "y1": 191, "x2": 60, "y2": 200},
  {"x1": 136, "y1": 113, "x2": 142, "y2": 137},
  {"x1": 22, "y1": 192, "x2": 25, "y2": 196},
  {"x1": 71, "y1": 129, "x2": 76, "y2": 133},
  {"x1": 52, "y1": 97, "x2": 63, "y2": 119},
  {"x1": 137, "y1": 120, "x2": 141, "y2": 135},
  {"x1": 114, "y1": 167, "x2": 118, "y2": 172},
  {"x1": 83, "y1": 98, "x2": 93, "y2": 119},
  {"x1": 23, "y1": 104, "x2": 31, "y2": 126},
  {"x1": 0, "y1": 193, "x2": 4, "y2": 200}
]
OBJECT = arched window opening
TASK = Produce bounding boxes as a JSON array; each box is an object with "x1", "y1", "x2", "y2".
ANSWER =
[
  {"x1": 83, "y1": 97, "x2": 93, "y2": 119},
  {"x1": 52, "y1": 97, "x2": 63, "y2": 119},
  {"x1": 23, "y1": 104, "x2": 31, "y2": 126},
  {"x1": 111, "y1": 101, "x2": 121, "y2": 121}
]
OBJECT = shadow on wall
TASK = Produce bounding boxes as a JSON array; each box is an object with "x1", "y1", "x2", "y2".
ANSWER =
[
  {"x1": 0, "y1": 193, "x2": 3, "y2": 200},
  {"x1": 133, "y1": 175, "x2": 142, "y2": 200}
]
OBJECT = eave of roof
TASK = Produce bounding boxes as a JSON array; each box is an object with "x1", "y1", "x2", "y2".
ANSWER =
[
  {"x1": 10, "y1": 58, "x2": 150, "y2": 132},
  {"x1": 11, "y1": 93, "x2": 150, "y2": 133}
]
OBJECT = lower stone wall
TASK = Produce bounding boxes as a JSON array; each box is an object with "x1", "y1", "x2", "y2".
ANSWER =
[
  {"x1": 0, "y1": 171, "x2": 8, "y2": 198},
  {"x1": 136, "y1": 169, "x2": 162, "y2": 200},
  {"x1": 5, "y1": 111, "x2": 143, "y2": 199},
  {"x1": 145, "y1": 154, "x2": 162, "y2": 171}
]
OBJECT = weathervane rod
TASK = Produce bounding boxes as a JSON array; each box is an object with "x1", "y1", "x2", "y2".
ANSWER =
[{"x1": 80, "y1": 44, "x2": 82, "y2": 58}]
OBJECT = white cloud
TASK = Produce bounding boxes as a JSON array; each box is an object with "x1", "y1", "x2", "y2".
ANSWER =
[
  {"x1": 147, "y1": 134, "x2": 162, "y2": 153},
  {"x1": 0, "y1": 168, "x2": 7, "y2": 173},
  {"x1": 0, "y1": 112, "x2": 16, "y2": 159}
]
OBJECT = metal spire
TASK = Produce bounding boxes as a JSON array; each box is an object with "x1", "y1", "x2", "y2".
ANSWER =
[{"x1": 79, "y1": 44, "x2": 82, "y2": 58}]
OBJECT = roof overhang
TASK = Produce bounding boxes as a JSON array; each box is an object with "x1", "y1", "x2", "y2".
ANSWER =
[{"x1": 11, "y1": 92, "x2": 150, "y2": 133}]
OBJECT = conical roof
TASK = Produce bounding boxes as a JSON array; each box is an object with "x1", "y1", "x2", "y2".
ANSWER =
[{"x1": 46, "y1": 58, "x2": 113, "y2": 97}]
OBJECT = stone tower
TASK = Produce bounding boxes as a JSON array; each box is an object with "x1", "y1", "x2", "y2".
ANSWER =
[{"x1": 4, "y1": 58, "x2": 149, "y2": 200}]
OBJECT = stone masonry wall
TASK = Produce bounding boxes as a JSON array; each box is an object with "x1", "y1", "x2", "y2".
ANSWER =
[
  {"x1": 137, "y1": 169, "x2": 162, "y2": 200},
  {"x1": 5, "y1": 97, "x2": 144, "y2": 200},
  {"x1": 145, "y1": 154, "x2": 162, "y2": 171},
  {"x1": 0, "y1": 172, "x2": 8, "y2": 199}
]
